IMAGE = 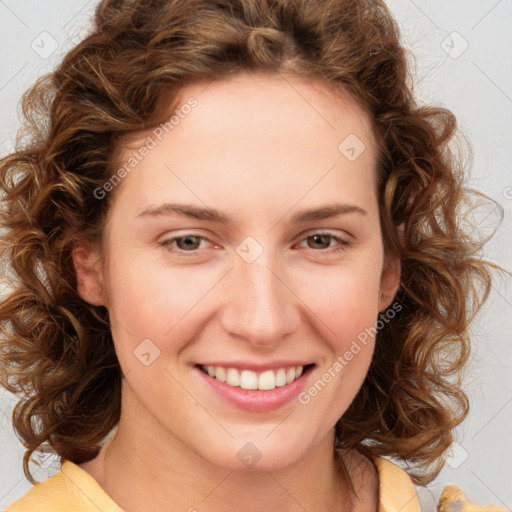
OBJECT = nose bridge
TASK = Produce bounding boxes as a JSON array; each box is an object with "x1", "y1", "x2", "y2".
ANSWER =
[
  {"x1": 220, "y1": 248, "x2": 299, "y2": 345},
  {"x1": 242, "y1": 259, "x2": 282, "y2": 311}
]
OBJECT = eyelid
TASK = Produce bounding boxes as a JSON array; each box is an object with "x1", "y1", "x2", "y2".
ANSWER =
[
  {"x1": 295, "y1": 230, "x2": 352, "y2": 251},
  {"x1": 159, "y1": 229, "x2": 353, "y2": 254},
  {"x1": 300, "y1": 228, "x2": 352, "y2": 240}
]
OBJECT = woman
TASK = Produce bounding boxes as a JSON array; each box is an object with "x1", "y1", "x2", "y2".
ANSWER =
[{"x1": 0, "y1": 0, "x2": 496, "y2": 510}]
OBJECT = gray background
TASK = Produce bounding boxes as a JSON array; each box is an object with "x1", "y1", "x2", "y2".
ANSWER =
[{"x1": 0, "y1": 1, "x2": 511, "y2": 510}]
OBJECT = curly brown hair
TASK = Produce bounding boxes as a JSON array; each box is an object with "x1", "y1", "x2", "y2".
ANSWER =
[{"x1": 0, "y1": 0, "x2": 497, "y2": 486}]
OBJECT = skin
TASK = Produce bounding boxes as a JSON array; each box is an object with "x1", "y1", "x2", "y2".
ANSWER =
[{"x1": 74, "y1": 70, "x2": 400, "y2": 512}]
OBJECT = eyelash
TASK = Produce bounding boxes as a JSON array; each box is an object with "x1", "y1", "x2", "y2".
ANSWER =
[{"x1": 159, "y1": 232, "x2": 351, "y2": 255}]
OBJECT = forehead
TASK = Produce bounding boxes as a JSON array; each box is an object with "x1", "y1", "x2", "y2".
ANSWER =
[
  {"x1": 170, "y1": 71, "x2": 375, "y2": 147},
  {"x1": 109, "y1": 71, "x2": 379, "y2": 226}
]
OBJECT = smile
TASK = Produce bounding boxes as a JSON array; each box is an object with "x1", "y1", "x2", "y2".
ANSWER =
[{"x1": 198, "y1": 364, "x2": 314, "y2": 391}]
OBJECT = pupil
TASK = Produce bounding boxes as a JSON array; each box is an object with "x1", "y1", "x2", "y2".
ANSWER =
[
  {"x1": 179, "y1": 236, "x2": 199, "y2": 250},
  {"x1": 310, "y1": 234, "x2": 330, "y2": 249}
]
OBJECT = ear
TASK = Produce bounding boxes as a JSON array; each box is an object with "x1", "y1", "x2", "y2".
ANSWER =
[
  {"x1": 73, "y1": 242, "x2": 106, "y2": 306},
  {"x1": 378, "y1": 254, "x2": 401, "y2": 311}
]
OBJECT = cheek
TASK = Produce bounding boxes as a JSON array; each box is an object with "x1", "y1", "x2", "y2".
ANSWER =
[
  {"x1": 299, "y1": 258, "x2": 383, "y2": 349},
  {"x1": 294, "y1": 264, "x2": 383, "y2": 418},
  {"x1": 104, "y1": 250, "x2": 223, "y2": 364}
]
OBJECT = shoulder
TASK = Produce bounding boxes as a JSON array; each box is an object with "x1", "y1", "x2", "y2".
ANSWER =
[
  {"x1": 339, "y1": 447, "x2": 421, "y2": 512},
  {"x1": 350, "y1": 447, "x2": 421, "y2": 512},
  {"x1": 4, "y1": 461, "x2": 122, "y2": 512},
  {"x1": 370, "y1": 455, "x2": 421, "y2": 512}
]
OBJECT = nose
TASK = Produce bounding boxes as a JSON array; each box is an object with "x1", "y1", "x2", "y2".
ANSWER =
[{"x1": 219, "y1": 252, "x2": 301, "y2": 348}]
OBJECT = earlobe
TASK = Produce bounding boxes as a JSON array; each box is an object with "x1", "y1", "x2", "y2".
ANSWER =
[
  {"x1": 73, "y1": 243, "x2": 106, "y2": 306},
  {"x1": 379, "y1": 255, "x2": 401, "y2": 311}
]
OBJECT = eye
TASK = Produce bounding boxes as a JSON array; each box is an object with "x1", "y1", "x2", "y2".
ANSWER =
[
  {"x1": 160, "y1": 234, "x2": 210, "y2": 252},
  {"x1": 298, "y1": 232, "x2": 351, "y2": 253},
  {"x1": 159, "y1": 232, "x2": 350, "y2": 255}
]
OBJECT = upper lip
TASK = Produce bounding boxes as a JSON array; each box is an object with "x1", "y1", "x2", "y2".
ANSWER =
[{"x1": 195, "y1": 360, "x2": 314, "y2": 372}]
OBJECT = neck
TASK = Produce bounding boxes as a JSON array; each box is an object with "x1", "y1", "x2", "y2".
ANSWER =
[
  {"x1": 76, "y1": 377, "x2": 383, "y2": 512},
  {"x1": 81, "y1": 421, "x2": 359, "y2": 512}
]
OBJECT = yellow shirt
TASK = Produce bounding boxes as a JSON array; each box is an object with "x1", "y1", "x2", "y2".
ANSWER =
[{"x1": 4, "y1": 456, "x2": 421, "y2": 512}]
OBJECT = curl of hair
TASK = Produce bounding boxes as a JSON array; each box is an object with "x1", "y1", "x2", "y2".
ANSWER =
[{"x1": 0, "y1": 0, "x2": 499, "y2": 485}]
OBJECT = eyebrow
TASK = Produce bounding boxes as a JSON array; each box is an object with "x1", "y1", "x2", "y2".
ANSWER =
[{"x1": 137, "y1": 202, "x2": 367, "y2": 223}]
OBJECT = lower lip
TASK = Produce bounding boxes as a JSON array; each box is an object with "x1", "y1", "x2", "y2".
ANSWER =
[{"x1": 195, "y1": 366, "x2": 312, "y2": 412}]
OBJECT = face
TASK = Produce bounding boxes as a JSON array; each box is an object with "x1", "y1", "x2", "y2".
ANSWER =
[{"x1": 75, "y1": 71, "x2": 399, "y2": 472}]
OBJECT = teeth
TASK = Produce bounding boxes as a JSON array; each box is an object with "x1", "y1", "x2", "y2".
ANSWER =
[
  {"x1": 240, "y1": 370, "x2": 258, "y2": 390},
  {"x1": 202, "y1": 365, "x2": 307, "y2": 390},
  {"x1": 226, "y1": 368, "x2": 240, "y2": 387},
  {"x1": 258, "y1": 370, "x2": 275, "y2": 390},
  {"x1": 215, "y1": 366, "x2": 226, "y2": 382},
  {"x1": 275, "y1": 368, "x2": 287, "y2": 387}
]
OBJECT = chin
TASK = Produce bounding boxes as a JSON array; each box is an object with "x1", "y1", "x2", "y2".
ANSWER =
[{"x1": 195, "y1": 430, "x2": 314, "y2": 473}]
